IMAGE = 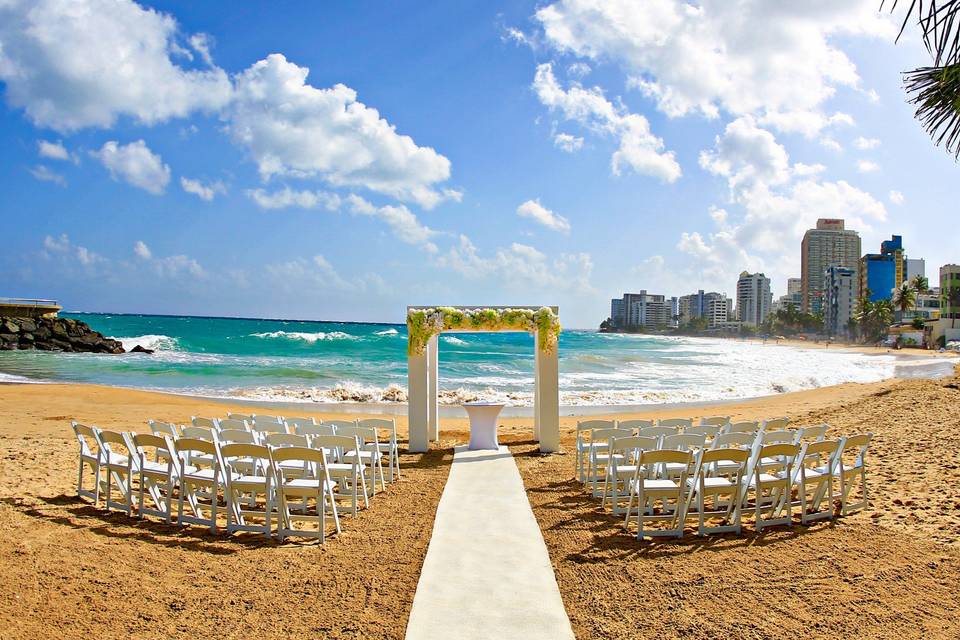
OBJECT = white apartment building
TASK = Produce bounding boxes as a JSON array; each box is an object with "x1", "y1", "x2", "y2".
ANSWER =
[
  {"x1": 800, "y1": 219, "x2": 861, "y2": 313},
  {"x1": 824, "y1": 266, "x2": 857, "y2": 337},
  {"x1": 736, "y1": 271, "x2": 773, "y2": 327}
]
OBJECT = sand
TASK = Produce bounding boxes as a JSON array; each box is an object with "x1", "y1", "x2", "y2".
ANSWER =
[{"x1": 0, "y1": 371, "x2": 958, "y2": 638}]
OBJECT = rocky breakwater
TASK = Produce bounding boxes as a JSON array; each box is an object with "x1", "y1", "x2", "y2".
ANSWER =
[{"x1": 0, "y1": 316, "x2": 125, "y2": 353}]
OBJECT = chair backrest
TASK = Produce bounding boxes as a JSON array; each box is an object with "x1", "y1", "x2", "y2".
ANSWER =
[
  {"x1": 252, "y1": 420, "x2": 287, "y2": 435},
  {"x1": 762, "y1": 430, "x2": 796, "y2": 445},
  {"x1": 357, "y1": 418, "x2": 397, "y2": 442},
  {"x1": 148, "y1": 419, "x2": 178, "y2": 439},
  {"x1": 754, "y1": 443, "x2": 800, "y2": 476},
  {"x1": 710, "y1": 432, "x2": 756, "y2": 450},
  {"x1": 219, "y1": 443, "x2": 272, "y2": 473},
  {"x1": 96, "y1": 429, "x2": 132, "y2": 454},
  {"x1": 191, "y1": 416, "x2": 219, "y2": 430},
  {"x1": 217, "y1": 418, "x2": 248, "y2": 432},
  {"x1": 311, "y1": 434, "x2": 360, "y2": 461},
  {"x1": 284, "y1": 417, "x2": 317, "y2": 432},
  {"x1": 616, "y1": 419, "x2": 654, "y2": 431},
  {"x1": 591, "y1": 428, "x2": 633, "y2": 446},
  {"x1": 226, "y1": 412, "x2": 253, "y2": 423},
  {"x1": 724, "y1": 420, "x2": 760, "y2": 434},
  {"x1": 639, "y1": 449, "x2": 695, "y2": 478},
  {"x1": 685, "y1": 424, "x2": 721, "y2": 438},
  {"x1": 795, "y1": 424, "x2": 828, "y2": 444},
  {"x1": 132, "y1": 433, "x2": 170, "y2": 464},
  {"x1": 762, "y1": 417, "x2": 790, "y2": 431},
  {"x1": 576, "y1": 419, "x2": 616, "y2": 433},
  {"x1": 798, "y1": 439, "x2": 842, "y2": 471},
  {"x1": 637, "y1": 425, "x2": 678, "y2": 439},
  {"x1": 838, "y1": 433, "x2": 872, "y2": 468},
  {"x1": 263, "y1": 433, "x2": 309, "y2": 448},
  {"x1": 217, "y1": 429, "x2": 256, "y2": 444},
  {"x1": 700, "y1": 447, "x2": 750, "y2": 468},
  {"x1": 271, "y1": 446, "x2": 328, "y2": 476},
  {"x1": 181, "y1": 426, "x2": 216, "y2": 441},
  {"x1": 657, "y1": 418, "x2": 693, "y2": 429},
  {"x1": 294, "y1": 423, "x2": 337, "y2": 437},
  {"x1": 661, "y1": 433, "x2": 706, "y2": 451},
  {"x1": 254, "y1": 414, "x2": 284, "y2": 424},
  {"x1": 72, "y1": 421, "x2": 100, "y2": 457},
  {"x1": 338, "y1": 425, "x2": 379, "y2": 447},
  {"x1": 172, "y1": 436, "x2": 218, "y2": 461},
  {"x1": 609, "y1": 435, "x2": 659, "y2": 456},
  {"x1": 699, "y1": 415, "x2": 730, "y2": 427},
  {"x1": 323, "y1": 419, "x2": 358, "y2": 432}
]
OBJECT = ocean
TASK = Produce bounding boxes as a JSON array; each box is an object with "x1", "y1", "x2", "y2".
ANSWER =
[{"x1": 0, "y1": 312, "x2": 951, "y2": 408}]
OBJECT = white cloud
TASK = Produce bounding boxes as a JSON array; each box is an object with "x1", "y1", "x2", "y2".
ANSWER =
[
  {"x1": 436, "y1": 234, "x2": 594, "y2": 293},
  {"x1": 853, "y1": 136, "x2": 881, "y2": 150},
  {"x1": 188, "y1": 33, "x2": 215, "y2": 67},
  {"x1": 133, "y1": 240, "x2": 152, "y2": 260},
  {"x1": 533, "y1": 63, "x2": 680, "y2": 181},
  {"x1": 567, "y1": 61, "x2": 591, "y2": 78},
  {"x1": 553, "y1": 132, "x2": 584, "y2": 152},
  {"x1": 226, "y1": 54, "x2": 455, "y2": 209},
  {"x1": 534, "y1": 0, "x2": 893, "y2": 135},
  {"x1": 41, "y1": 234, "x2": 104, "y2": 268},
  {"x1": 91, "y1": 140, "x2": 171, "y2": 194},
  {"x1": 246, "y1": 187, "x2": 341, "y2": 211},
  {"x1": 0, "y1": 0, "x2": 232, "y2": 131},
  {"x1": 889, "y1": 190, "x2": 904, "y2": 205},
  {"x1": 516, "y1": 198, "x2": 571, "y2": 233},
  {"x1": 37, "y1": 140, "x2": 69, "y2": 161},
  {"x1": 346, "y1": 195, "x2": 438, "y2": 252},
  {"x1": 29, "y1": 165, "x2": 66, "y2": 187},
  {"x1": 820, "y1": 137, "x2": 843, "y2": 152},
  {"x1": 857, "y1": 159, "x2": 880, "y2": 173},
  {"x1": 699, "y1": 117, "x2": 791, "y2": 193},
  {"x1": 264, "y1": 254, "x2": 383, "y2": 294},
  {"x1": 180, "y1": 176, "x2": 227, "y2": 201}
]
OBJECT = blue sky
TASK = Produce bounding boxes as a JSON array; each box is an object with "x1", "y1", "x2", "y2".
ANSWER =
[{"x1": 1, "y1": 0, "x2": 957, "y2": 328}]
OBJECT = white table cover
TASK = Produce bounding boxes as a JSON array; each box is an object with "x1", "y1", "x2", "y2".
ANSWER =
[{"x1": 463, "y1": 402, "x2": 504, "y2": 450}]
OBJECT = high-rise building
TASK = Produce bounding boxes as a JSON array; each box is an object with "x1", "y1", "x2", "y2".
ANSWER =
[
  {"x1": 941, "y1": 265, "x2": 960, "y2": 321},
  {"x1": 736, "y1": 271, "x2": 773, "y2": 327},
  {"x1": 678, "y1": 290, "x2": 726, "y2": 324},
  {"x1": 705, "y1": 296, "x2": 733, "y2": 328},
  {"x1": 800, "y1": 219, "x2": 861, "y2": 313},
  {"x1": 786, "y1": 278, "x2": 802, "y2": 296},
  {"x1": 824, "y1": 266, "x2": 857, "y2": 337},
  {"x1": 610, "y1": 291, "x2": 673, "y2": 329},
  {"x1": 860, "y1": 235, "x2": 907, "y2": 302},
  {"x1": 610, "y1": 298, "x2": 626, "y2": 327},
  {"x1": 906, "y1": 258, "x2": 926, "y2": 282}
]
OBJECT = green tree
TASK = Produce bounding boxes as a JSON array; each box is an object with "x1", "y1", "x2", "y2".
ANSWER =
[{"x1": 892, "y1": 281, "x2": 917, "y2": 321}]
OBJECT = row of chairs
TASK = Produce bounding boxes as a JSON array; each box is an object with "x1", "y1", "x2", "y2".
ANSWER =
[
  {"x1": 72, "y1": 415, "x2": 402, "y2": 544},
  {"x1": 576, "y1": 417, "x2": 872, "y2": 539}
]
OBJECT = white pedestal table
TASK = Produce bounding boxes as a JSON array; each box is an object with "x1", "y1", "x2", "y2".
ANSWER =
[{"x1": 463, "y1": 402, "x2": 505, "y2": 450}]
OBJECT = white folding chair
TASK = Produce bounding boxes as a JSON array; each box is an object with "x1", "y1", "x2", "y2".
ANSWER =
[
  {"x1": 323, "y1": 419, "x2": 358, "y2": 433},
  {"x1": 708, "y1": 432, "x2": 757, "y2": 480},
  {"x1": 762, "y1": 417, "x2": 790, "y2": 431},
  {"x1": 625, "y1": 449, "x2": 694, "y2": 540},
  {"x1": 220, "y1": 443, "x2": 275, "y2": 537},
  {"x1": 190, "y1": 416, "x2": 220, "y2": 431},
  {"x1": 786, "y1": 439, "x2": 842, "y2": 524},
  {"x1": 685, "y1": 424, "x2": 722, "y2": 439},
  {"x1": 226, "y1": 412, "x2": 253, "y2": 423},
  {"x1": 756, "y1": 430, "x2": 798, "y2": 474},
  {"x1": 252, "y1": 415, "x2": 287, "y2": 433},
  {"x1": 217, "y1": 418, "x2": 249, "y2": 433},
  {"x1": 637, "y1": 425, "x2": 677, "y2": 440},
  {"x1": 657, "y1": 418, "x2": 693, "y2": 430},
  {"x1": 659, "y1": 433, "x2": 707, "y2": 480},
  {"x1": 358, "y1": 418, "x2": 401, "y2": 482},
  {"x1": 587, "y1": 428, "x2": 634, "y2": 497},
  {"x1": 93, "y1": 429, "x2": 135, "y2": 516},
  {"x1": 147, "y1": 419, "x2": 178, "y2": 464},
  {"x1": 722, "y1": 420, "x2": 761, "y2": 435},
  {"x1": 254, "y1": 414, "x2": 284, "y2": 424},
  {"x1": 832, "y1": 434, "x2": 872, "y2": 515},
  {"x1": 748, "y1": 443, "x2": 799, "y2": 532},
  {"x1": 173, "y1": 437, "x2": 221, "y2": 532},
  {"x1": 685, "y1": 447, "x2": 748, "y2": 536},
  {"x1": 575, "y1": 419, "x2": 616, "y2": 483},
  {"x1": 132, "y1": 433, "x2": 178, "y2": 523},
  {"x1": 339, "y1": 425, "x2": 386, "y2": 494},
  {"x1": 71, "y1": 422, "x2": 102, "y2": 504},
  {"x1": 601, "y1": 435, "x2": 658, "y2": 515},
  {"x1": 616, "y1": 419, "x2": 654, "y2": 432},
  {"x1": 794, "y1": 424, "x2": 828, "y2": 445},
  {"x1": 311, "y1": 434, "x2": 369, "y2": 516},
  {"x1": 284, "y1": 417, "x2": 318, "y2": 434},
  {"x1": 273, "y1": 446, "x2": 341, "y2": 544},
  {"x1": 295, "y1": 423, "x2": 337, "y2": 439}
]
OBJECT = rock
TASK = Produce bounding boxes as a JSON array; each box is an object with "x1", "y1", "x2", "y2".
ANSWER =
[
  {"x1": 33, "y1": 326, "x2": 51, "y2": 340},
  {"x1": 18, "y1": 318, "x2": 37, "y2": 333},
  {"x1": 0, "y1": 316, "x2": 126, "y2": 354},
  {"x1": 2, "y1": 320, "x2": 19, "y2": 334},
  {"x1": 20, "y1": 333, "x2": 34, "y2": 343},
  {"x1": 129, "y1": 344, "x2": 155, "y2": 354},
  {"x1": 0, "y1": 333, "x2": 16, "y2": 344},
  {"x1": 51, "y1": 322, "x2": 68, "y2": 338}
]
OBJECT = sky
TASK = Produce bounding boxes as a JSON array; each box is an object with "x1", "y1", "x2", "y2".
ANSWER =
[{"x1": 1, "y1": 0, "x2": 957, "y2": 329}]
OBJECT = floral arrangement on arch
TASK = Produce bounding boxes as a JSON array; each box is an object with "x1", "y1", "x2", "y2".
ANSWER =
[{"x1": 406, "y1": 307, "x2": 561, "y2": 356}]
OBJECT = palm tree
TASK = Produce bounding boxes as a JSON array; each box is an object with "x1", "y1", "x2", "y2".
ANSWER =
[
  {"x1": 892, "y1": 281, "x2": 918, "y2": 321},
  {"x1": 886, "y1": 1, "x2": 960, "y2": 156},
  {"x1": 946, "y1": 283, "x2": 960, "y2": 328},
  {"x1": 910, "y1": 274, "x2": 930, "y2": 319}
]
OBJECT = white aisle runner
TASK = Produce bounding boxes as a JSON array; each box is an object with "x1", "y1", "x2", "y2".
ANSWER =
[{"x1": 405, "y1": 445, "x2": 574, "y2": 640}]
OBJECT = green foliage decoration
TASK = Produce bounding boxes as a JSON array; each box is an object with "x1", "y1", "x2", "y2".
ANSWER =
[{"x1": 407, "y1": 307, "x2": 561, "y2": 356}]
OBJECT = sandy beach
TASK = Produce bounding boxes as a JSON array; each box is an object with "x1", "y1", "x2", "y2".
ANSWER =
[{"x1": 1, "y1": 367, "x2": 959, "y2": 639}]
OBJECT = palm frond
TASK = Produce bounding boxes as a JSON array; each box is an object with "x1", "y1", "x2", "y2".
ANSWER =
[{"x1": 903, "y1": 63, "x2": 960, "y2": 157}]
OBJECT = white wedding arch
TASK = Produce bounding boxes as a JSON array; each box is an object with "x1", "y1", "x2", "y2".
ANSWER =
[{"x1": 406, "y1": 306, "x2": 561, "y2": 453}]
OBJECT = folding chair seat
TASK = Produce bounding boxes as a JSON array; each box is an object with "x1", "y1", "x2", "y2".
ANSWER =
[
  {"x1": 575, "y1": 419, "x2": 616, "y2": 483},
  {"x1": 131, "y1": 433, "x2": 178, "y2": 523},
  {"x1": 722, "y1": 420, "x2": 760, "y2": 435},
  {"x1": 220, "y1": 443, "x2": 276, "y2": 537},
  {"x1": 624, "y1": 449, "x2": 695, "y2": 540},
  {"x1": 698, "y1": 415, "x2": 730, "y2": 427},
  {"x1": 311, "y1": 434, "x2": 369, "y2": 515},
  {"x1": 173, "y1": 437, "x2": 221, "y2": 532},
  {"x1": 830, "y1": 434, "x2": 872, "y2": 515},
  {"x1": 659, "y1": 433, "x2": 707, "y2": 479},
  {"x1": 637, "y1": 425, "x2": 677, "y2": 440},
  {"x1": 339, "y1": 425, "x2": 386, "y2": 494},
  {"x1": 93, "y1": 430, "x2": 136, "y2": 516},
  {"x1": 616, "y1": 419, "x2": 654, "y2": 432},
  {"x1": 601, "y1": 435, "x2": 658, "y2": 515},
  {"x1": 72, "y1": 422, "x2": 102, "y2": 504},
  {"x1": 358, "y1": 418, "x2": 402, "y2": 482},
  {"x1": 657, "y1": 418, "x2": 693, "y2": 430},
  {"x1": 685, "y1": 448, "x2": 749, "y2": 535},
  {"x1": 747, "y1": 443, "x2": 799, "y2": 532},
  {"x1": 587, "y1": 428, "x2": 634, "y2": 497},
  {"x1": 273, "y1": 446, "x2": 341, "y2": 543},
  {"x1": 191, "y1": 416, "x2": 220, "y2": 431},
  {"x1": 786, "y1": 439, "x2": 842, "y2": 524},
  {"x1": 147, "y1": 419, "x2": 178, "y2": 464}
]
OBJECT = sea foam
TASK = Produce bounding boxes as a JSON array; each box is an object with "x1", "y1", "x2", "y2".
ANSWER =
[{"x1": 250, "y1": 330, "x2": 358, "y2": 342}]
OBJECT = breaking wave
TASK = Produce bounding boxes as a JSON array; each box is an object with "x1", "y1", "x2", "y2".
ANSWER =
[
  {"x1": 250, "y1": 331, "x2": 358, "y2": 343},
  {"x1": 111, "y1": 334, "x2": 180, "y2": 352}
]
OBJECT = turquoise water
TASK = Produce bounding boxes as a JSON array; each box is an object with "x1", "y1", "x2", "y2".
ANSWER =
[{"x1": 0, "y1": 312, "x2": 941, "y2": 406}]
